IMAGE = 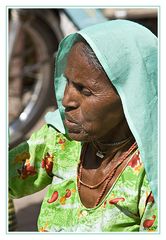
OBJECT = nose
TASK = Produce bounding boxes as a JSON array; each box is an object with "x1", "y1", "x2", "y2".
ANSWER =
[{"x1": 62, "y1": 83, "x2": 79, "y2": 110}]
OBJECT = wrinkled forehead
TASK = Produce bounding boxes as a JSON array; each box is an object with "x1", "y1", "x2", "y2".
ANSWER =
[{"x1": 65, "y1": 40, "x2": 115, "y2": 90}]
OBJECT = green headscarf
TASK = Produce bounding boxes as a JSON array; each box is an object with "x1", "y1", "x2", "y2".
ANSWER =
[{"x1": 45, "y1": 20, "x2": 158, "y2": 203}]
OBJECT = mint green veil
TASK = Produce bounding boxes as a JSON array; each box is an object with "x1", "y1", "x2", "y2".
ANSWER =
[{"x1": 45, "y1": 20, "x2": 158, "y2": 203}]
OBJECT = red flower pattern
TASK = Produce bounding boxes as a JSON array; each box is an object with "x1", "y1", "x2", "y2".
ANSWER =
[
  {"x1": 17, "y1": 159, "x2": 37, "y2": 179},
  {"x1": 41, "y1": 152, "x2": 53, "y2": 175},
  {"x1": 128, "y1": 152, "x2": 140, "y2": 168},
  {"x1": 143, "y1": 215, "x2": 156, "y2": 229},
  {"x1": 109, "y1": 197, "x2": 125, "y2": 204}
]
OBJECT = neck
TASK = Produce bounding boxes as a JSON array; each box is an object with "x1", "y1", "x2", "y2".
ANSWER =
[
  {"x1": 93, "y1": 118, "x2": 135, "y2": 155},
  {"x1": 96, "y1": 134, "x2": 133, "y2": 149},
  {"x1": 82, "y1": 138, "x2": 136, "y2": 171}
]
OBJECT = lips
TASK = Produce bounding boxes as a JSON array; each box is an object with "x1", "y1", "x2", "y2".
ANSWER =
[
  {"x1": 64, "y1": 114, "x2": 81, "y2": 133},
  {"x1": 64, "y1": 114, "x2": 78, "y2": 124},
  {"x1": 64, "y1": 118, "x2": 77, "y2": 127},
  {"x1": 64, "y1": 119, "x2": 81, "y2": 133}
]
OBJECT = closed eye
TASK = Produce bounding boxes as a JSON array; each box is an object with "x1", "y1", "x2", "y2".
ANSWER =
[
  {"x1": 65, "y1": 76, "x2": 92, "y2": 97},
  {"x1": 73, "y1": 82, "x2": 92, "y2": 96}
]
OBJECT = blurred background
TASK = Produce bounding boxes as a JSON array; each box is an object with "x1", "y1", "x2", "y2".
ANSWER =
[{"x1": 8, "y1": 7, "x2": 158, "y2": 231}]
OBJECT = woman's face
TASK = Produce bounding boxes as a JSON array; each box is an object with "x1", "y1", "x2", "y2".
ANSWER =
[{"x1": 62, "y1": 42, "x2": 126, "y2": 143}]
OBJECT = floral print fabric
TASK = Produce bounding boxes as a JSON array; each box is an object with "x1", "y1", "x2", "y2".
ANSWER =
[{"x1": 9, "y1": 124, "x2": 158, "y2": 232}]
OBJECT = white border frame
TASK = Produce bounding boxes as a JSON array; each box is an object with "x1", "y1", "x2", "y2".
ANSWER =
[{"x1": 1, "y1": 1, "x2": 165, "y2": 240}]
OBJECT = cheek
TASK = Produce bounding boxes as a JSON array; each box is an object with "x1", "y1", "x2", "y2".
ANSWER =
[
  {"x1": 80, "y1": 102, "x2": 106, "y2": 133},
  {"x1": 81, "y1": 97, "x2": 112, "y2": 123},
  {"x1": 80, "y1": 97, "x2": 124, "y2": 136}
]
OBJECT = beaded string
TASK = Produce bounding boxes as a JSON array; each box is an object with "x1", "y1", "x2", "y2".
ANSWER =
[
  {"x1": 79, "y1": 171, "x2": 111, "y2": 189},
  {"x1": 77, "y1": 142, "x2": 137, "y2": 207}
]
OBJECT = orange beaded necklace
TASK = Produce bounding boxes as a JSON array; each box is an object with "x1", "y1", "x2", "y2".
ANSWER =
[{"x1": 77, "y1": 142, "x2": 137, "y2": 207}]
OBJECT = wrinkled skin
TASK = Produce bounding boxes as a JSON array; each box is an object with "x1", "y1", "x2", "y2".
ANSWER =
[
  {"x1": 62, "y1": 41, "x2": 134, "y2": 207},
  {"x1": 62, "y1": 41, "x2": 131, "y2": 144}
]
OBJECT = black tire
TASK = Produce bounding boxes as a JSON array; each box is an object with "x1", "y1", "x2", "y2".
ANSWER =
[{"x1": 9, "y1": 11, "x2": 62, "y2": 148}]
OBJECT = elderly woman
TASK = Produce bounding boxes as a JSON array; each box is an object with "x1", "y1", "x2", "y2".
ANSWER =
[{"x1": 9, "y1": 20, "x2": 158, "y2": 232}]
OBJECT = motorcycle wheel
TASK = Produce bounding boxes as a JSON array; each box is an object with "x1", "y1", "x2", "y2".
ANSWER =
[{"x1": 9, "y1": 13, "x2": 62, "y2": 148}]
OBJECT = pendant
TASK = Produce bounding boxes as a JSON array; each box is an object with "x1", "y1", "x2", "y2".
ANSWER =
[{"x1": 96, "y1": 151, "x2": 105, "y2": 158}]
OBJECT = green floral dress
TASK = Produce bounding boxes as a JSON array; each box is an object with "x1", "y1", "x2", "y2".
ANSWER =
[{"x1": 9, "y1": 124, "x2": 158, "y2": 232}]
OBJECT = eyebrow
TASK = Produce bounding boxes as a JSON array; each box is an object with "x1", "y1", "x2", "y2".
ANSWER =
[
  {"x1": 64, "y1": 74, "x2": 85, "y2": 86},
  {"x1": 63, "y1": 72, "x2": 100, "y2": 91}
]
